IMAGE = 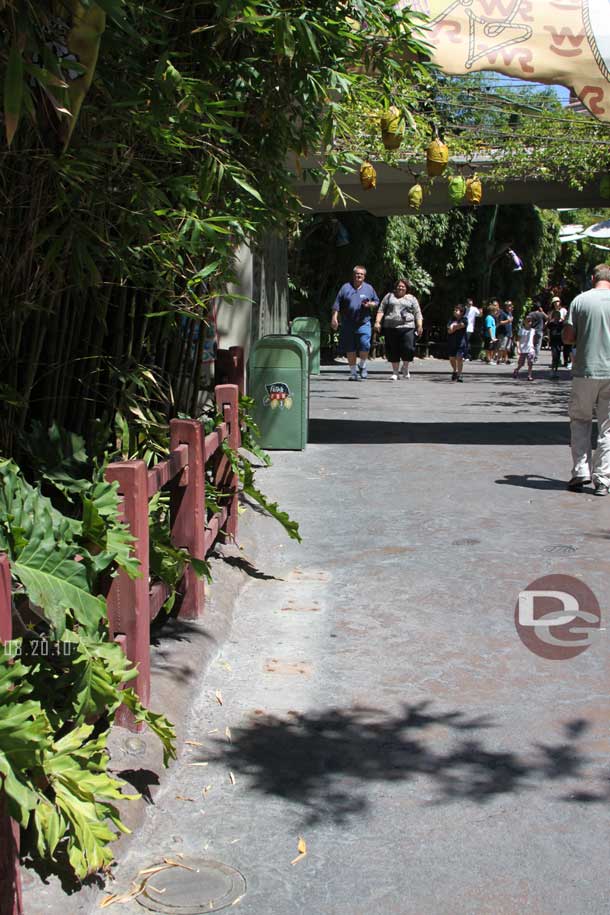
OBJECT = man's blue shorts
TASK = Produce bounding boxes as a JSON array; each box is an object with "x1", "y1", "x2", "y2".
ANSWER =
[{"x1": 338, "y1": 320, "x2": 372, "y2": 355}]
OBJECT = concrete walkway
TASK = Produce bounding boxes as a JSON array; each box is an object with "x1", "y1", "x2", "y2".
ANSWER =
[{"x1": 89, "y1": 354, "x2": 608, "y2": 915}]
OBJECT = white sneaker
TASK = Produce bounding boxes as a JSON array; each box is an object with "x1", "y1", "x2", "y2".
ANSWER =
[
  {"x1": 391, "y1": 373, "x2": 398, "y2": 381},
  {"x1": 402, "y1": 370, "x2": 411, "y2": 379},
  {"x1": 360, "y1": 366, "x2": 368, "y2": 379}
]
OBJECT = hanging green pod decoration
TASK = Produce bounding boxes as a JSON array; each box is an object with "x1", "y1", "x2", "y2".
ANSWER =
[{"x1": 448, "y1": 176, "x2": 466, "y2": 205}]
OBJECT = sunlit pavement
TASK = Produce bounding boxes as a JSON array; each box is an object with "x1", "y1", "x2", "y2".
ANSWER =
[{"x1": 90, "y1": 354, "x2": 609, "y2": 914}]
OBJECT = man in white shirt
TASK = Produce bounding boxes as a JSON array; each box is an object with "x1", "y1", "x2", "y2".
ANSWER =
[
  {"x1": 562, "y1": 265, "x2": 610, "y2": 495},
  {"x1": 465, "y1": 298, "x2": 481, "y2": 361}
]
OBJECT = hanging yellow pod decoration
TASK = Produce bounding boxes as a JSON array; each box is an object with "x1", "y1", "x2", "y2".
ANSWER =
[
  {"x1": 408, "y1": 183, "x2": 423, "y2": 210},
  {"x1": 466, "y1": 176, "x2": 483, "y2": 205},
  {"x1": 380, "y1": 105, "x2": 405, "y2": 150},
  {"x1": 360, "y1": 160, "x2": 377, "y2": 191},
  {"x1": 426, "y1": 139, "x2": 449, "y2": 177},
  {"x1": 600, "y1": 174, "x2": 610, "y2": 200}
]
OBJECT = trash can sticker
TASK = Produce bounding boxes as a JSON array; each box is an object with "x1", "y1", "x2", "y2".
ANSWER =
[{"x1": 264, "y1": 382, "x2": 294, "y2": 410}]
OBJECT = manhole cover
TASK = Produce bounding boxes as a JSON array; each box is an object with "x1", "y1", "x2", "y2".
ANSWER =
[
  {"x1": 545, "y1": 545, "x2": 576, "y2": 555},
  {"x1": 452, "y1": 538, "x2": 481, "y2": 547},
  {"x1": 136, "y1": 858, "x2": 246, "y2": 914}
]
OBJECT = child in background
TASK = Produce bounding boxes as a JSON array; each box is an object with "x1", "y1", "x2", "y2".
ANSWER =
[
  {"x1": 546, "y1": 308, "x2": 564, "y2": 378},
  {"x1": 512, "y1": 315, "x2": 536, "y2": 382},
  {"x1": 446, "y1": 304, "x2": 468, "y2": 381},
  {"x1": 484, "y1": 302, "x2": 498, "y2": 363}
]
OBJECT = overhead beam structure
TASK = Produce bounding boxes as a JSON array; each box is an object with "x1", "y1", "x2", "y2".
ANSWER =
[{"x1": 294, "y1": 157, "x2": 608, "y2": 216}]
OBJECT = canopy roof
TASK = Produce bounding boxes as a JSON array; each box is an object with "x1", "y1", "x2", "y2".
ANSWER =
[{"x1": 404, "y1": 1, "x2": 610, "y2": 123}]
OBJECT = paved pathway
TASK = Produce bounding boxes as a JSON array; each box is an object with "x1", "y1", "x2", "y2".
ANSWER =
[{"x1": 89, "y1": 355, "x2": 609, "y2": 915}]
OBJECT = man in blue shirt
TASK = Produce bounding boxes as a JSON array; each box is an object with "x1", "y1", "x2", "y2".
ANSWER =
[{"x1": 330, "y1": 265, "x2": 379, "y2": 380}]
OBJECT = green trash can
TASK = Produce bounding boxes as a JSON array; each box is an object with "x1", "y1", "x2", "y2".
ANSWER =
[
  {"x1": 291, "y1": 317, "x2": 321, "y2": 375},
  {"x1": 247, "y1": 335, "x2": 309, "y2": 450}
]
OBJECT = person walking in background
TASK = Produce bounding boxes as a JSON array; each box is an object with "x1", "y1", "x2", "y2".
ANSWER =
[
  {"x1": 331, "y1": 265, "x2": 379, "y2": 381},
  {"x1": 496, "y1": 300, "x2": 514, "y2": 365},
  {"x1": 562, "y1": 264, "x2": 610, "y2": 495},
  {"x1": 484, "y1": 301, "x2": 498, "y2": 363},
  {"x1": 465, "y1": 297, "x2": 481, "y2": 361},
  {"x1": 527, "y1": 301, "x2": 547, "y2": 363},
  {"x1": 547, "y1": 308, "x2": 564, "y2": 378},
  {"x1": 551, "y1": 295, "x2": 572, "y2": 367},
  {"x1": 374, "y1": 278, "x2": 423, "y2": 380},
  {"x1": 446, "y1": 304, "x2": 468, "y2": 382},
  {"x1": 512, "y1": 315, "x2": 536, "y2": 382},
  {"x1": 502, "y1": 299, "x2": 515, "y2": 365}
]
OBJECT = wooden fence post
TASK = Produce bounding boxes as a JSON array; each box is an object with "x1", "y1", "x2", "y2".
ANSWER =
[
  {"x1": 105, "y1": 461, "x2": 151, "y2": 726},
  {"x1": 215, "y1": 384, "x2": 241, "y2": 540},
  {"x1": 169, "y1": 419, "x2": 205, "y2": 620},
  {"x1": 216, "y1": 346, "x2": 245, "y2": 395},
  {"x1": 0, "y1": 554, "x2": 23, "y2": 915}
]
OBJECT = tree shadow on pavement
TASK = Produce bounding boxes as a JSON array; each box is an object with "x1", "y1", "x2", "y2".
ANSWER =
[
  {"x1": 309, "y1": 419, "x2": 569, "y2": 446},
  {"x1": 495, "y1": 474, "x2": 567, "y2": 491},
  {"x1": 208, "y1": 703, "x2": 594, "y2": 826}
]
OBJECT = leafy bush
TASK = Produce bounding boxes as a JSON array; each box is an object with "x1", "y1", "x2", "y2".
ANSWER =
[{"x1": 0, "y1": 458, "x2": 175, "y2": 879}]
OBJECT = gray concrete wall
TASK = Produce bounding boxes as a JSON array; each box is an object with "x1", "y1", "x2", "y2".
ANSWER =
[
  {"x1": 216, "y1": 243, "x2": 254, "y2": 363},
  {"x1": 216, "y1": 232, "x2": 289, "y2": 365}
]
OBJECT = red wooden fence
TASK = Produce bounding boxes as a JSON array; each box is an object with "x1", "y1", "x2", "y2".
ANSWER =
[
  {"x1": 105, "y1": 383, "x2": 241, "y2": 728},
  {"x1": 0, "y1": 370, "x2": 244, "y2": 904},
  {"x1": 216, "y1": 346, "x2": 245, "y2": 395},
  {"x1": 0, "y1": 554, "x2": 23, "y2": 915}
]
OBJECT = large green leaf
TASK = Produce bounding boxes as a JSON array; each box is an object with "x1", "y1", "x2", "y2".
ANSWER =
[
  {"x1": 81, "y1": 480, "x2": 140, "y2": 579},
  {"x1": 13, "y1": 534, "x2": 107, "y2": 637}
]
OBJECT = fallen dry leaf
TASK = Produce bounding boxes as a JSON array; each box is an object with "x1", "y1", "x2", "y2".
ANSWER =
[
  {"x1": 290, "y1": 836, "x2": 307, "y2": 866},
  {"x1": 184, "y1": 740, "x2": 203, "y2": 747},
  {"x1": 175, "y1": 795, "x2": 194, "y2": 802},
  {"x1": 163, "y1": 857, "x2": 196, "y2": 872},
  {"x1": 138, "y1": 864, "x2": 173, "y2": 877},
  {"x1": 229, "y1": 771, "x2": 236, "y2": 785},
  {"x1": 202, "y1": 785, "x2": 212, "y2": 797},
  {"x1": 187, "y1": 762, "x2": 209, "y2": 767},
  {"x1": 215, "y1": 689, "x2": 223, "y2": 706},
  {"x1": 225, "y1": 726, "x2": 232, "y2": 743},
  {"x1": 146, "y1": 885, "x2": 166, "y2": 896},
  {"x1": 99, "y1": 880, "x2": 147, "y2": 907}
]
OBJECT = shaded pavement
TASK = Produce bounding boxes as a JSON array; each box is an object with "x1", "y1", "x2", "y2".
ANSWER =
[{"x1": 88, "y1": 356, "x2": 609, "y2": 914}]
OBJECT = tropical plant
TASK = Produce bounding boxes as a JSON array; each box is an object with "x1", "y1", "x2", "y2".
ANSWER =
[{"x1": 0, "y1": 458, "x2": 175, "y2": 879}]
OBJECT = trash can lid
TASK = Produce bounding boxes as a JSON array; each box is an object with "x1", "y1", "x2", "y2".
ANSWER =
[
  {"x1": 249, "y1": 334, "x2": 309, "y2": 369},
  {"x1": 291, "y1": 317, "x2": 320, "y2": 333}
]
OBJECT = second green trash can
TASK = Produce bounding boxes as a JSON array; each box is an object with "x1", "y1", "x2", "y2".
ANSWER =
[
  {"x1": 247, "y1": 335, "x2": 309, "y2": 450},
  {"x1": 290, "y1": 316, "x2": 321, "y2": 375}
]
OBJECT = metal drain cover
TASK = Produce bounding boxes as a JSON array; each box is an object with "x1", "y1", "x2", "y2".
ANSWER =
[
  {"x1": 136, "y1": 858, "x2": 246, "y2": 913},
  {"x1": 545, "y1": 544, "x2": 576, "y2": 555}
]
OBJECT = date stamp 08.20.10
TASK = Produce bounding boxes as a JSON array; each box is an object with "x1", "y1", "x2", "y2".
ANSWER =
[{"x1": 3, "y1": 639, "x2": 77, "y2": 659}]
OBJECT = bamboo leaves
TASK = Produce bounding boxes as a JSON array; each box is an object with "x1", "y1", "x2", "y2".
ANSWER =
[{"x1": 4, "y1": 42, "x2": 23, "y2": 146}]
